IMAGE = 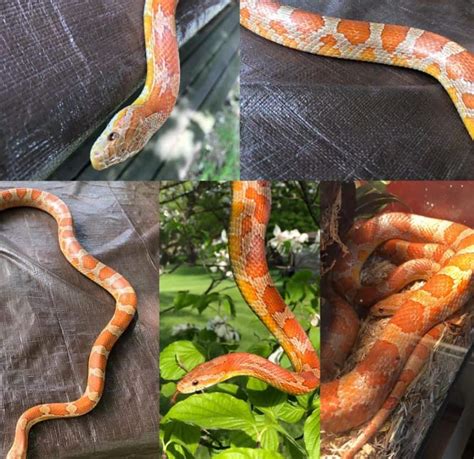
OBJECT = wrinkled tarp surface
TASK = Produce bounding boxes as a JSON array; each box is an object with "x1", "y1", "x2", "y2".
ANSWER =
[
  {"x1": 241, "y1": 0, "x2": 474, "y2": 180},
  {"x1": 0, "y1": 182, "x2": 160, "y2": 458},
  {"x1": 0, "y1": 0, "x2": 231, "y2": 180}
]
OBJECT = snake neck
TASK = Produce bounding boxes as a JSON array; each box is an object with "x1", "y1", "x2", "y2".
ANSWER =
[
  {"x1": 229, "y1": 181, "x2": 319, "y2": 375},
  {"x1": 134, "y1": 0, "x2": 180, "y2": 115}
]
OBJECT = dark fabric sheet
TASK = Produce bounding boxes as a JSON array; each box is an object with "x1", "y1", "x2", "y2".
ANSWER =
[
  {"x1": 0, "y1": 0, "x2": 231, "y2": 180},
  {"x1": 241, "y1": 0, "x2": 474, "y2": 180},
  {"x1": 0, "y1": 182, "x2": 160, "y2": 458}
]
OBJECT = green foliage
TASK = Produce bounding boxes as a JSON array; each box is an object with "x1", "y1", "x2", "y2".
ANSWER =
[
  {"x1": 355, "y1": 182, "x2": 408, "y2": 219},
  {"x1": 160, "y1": 270, "x2": 319, "y2": 458},
  {"x1": 160, "y1": 182, "x2": 320, "y2": 458}
]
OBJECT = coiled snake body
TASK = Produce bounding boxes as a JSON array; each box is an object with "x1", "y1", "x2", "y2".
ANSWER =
[
  {"x1": 321, "y1": 213, "x2": 474, "y2": 458},
  {"x1": 177, "y1": 181, "x2": 320, "y2": 396},
  {"x1": 2, "y1": 188, "x2": 137, "y2": 459},
  {"x1": 241, "y1": 0, "x2": 474, "y2": 139}
]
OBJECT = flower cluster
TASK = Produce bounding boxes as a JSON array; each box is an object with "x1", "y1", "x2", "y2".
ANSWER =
[
  {"x1": 207, "y1": 316, "x2": 240, "y2": 342},
  {"x1": 268, "y1": 225, "x2": 310, "y2": 256}
]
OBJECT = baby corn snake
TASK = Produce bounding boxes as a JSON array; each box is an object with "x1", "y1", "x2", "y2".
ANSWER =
[
  {"x1": 2, "y1": 188, "x2": 137, "y2": 459},
  {"x1": 176, "y1": 181, "x2": 320, "y2": 396}
]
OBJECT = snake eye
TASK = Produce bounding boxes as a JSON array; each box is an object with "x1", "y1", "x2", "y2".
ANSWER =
[
  {"x1": 192, "y1": 380, "x2": 199, "y2": 386},
  {"x1": 108, "y1": 132, "x2": 119, "y2": 141}
]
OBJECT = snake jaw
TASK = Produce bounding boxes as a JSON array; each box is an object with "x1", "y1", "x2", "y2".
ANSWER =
[{"x1": 90, "y1": 106, "x2": 144, "y2": 170}]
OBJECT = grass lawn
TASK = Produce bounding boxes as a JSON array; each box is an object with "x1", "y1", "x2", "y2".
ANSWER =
[{"x1": 160, "y1": 264, "x2": 275, "y2": 350}]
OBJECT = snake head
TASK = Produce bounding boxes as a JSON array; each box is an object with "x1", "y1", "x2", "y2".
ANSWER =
[{"x1": 90, "y1": 105, "x2": 167, "y2": 170}]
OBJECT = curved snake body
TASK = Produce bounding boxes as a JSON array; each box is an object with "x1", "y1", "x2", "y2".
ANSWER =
[
  {"x1": 91, "y1": 0, "x2": 180, "y2": 170},
  {"x1": 2, "y1": 188, "x2": 137, "y2": 459},
  {"x1": 177, "y1": 181, "x2": 320, "y2": 396},
  {"x1": 321, "y1": 212, "x2": 474, "y2": 457},
  {"x1": 241, "y1": 0, "x2": 474, "y2": 138}
]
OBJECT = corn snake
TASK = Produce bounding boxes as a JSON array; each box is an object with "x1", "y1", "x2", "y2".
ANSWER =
[
  {"x1": 321, "y1": 213, "x2": 474, "y2": 458},
  {"x1": 91, "y1": 0, "x2": 180, "y2": 170},
  {"x1": 176, "y1": 181, "x2": 320, "y2": 396},
  {"x1": 2, "y1": 188, "x2": 137, "y2": 459},
  {"x1": 241, "y1": 0, "x2": 474, "y2": 139}
]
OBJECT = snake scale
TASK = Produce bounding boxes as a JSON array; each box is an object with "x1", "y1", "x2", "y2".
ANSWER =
[
  {"x1": 321, "y1": 212, "x2": 474, "y2": 458},
  {"x1": 177, "y1": 181, "x2": 320, "y2": 396},
  {"x1": 2, "y1": 188, "x2": 137, "y2": 459}
]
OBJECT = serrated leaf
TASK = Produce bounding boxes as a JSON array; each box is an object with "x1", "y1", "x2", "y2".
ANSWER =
[
  {"x1": 160, "y1": 420, "x2": 201, "y2": 455},
  {"x1": 160, "y1": 341, "x2": 206, "y2": 380},
  {"x1": 163, "y1": 393, "x2": 256, "y2": 433}
]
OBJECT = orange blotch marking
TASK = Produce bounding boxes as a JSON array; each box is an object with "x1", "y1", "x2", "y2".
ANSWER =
[
  {"x1": 262, "y1": 285, "x2": 286, "y2": 314},
  {"x1": 99, "y1": 266, "x2": 115, "y2": 281},
  {"x1": 337, "y1": 19, "x2": 370, "y2": 46},
  {"x1": 82, "y1": 255, "x2": 98, "y2": 270},
  {"x1": 413, "y1": 32, "x2": 447, "y2": 60},
  {"x1": 423, "y1": 273, "x2": 454, "y2": 299},
  {"x1": 319, "y1": 34, "x2": 341, "y2": 55},
  {"x1": 119, "y1": 292, "x2": 137, "y2": 306},
  {"x1": 381, "y1": 24, "x2": 409, "y2": 53},
  {"x1": 241, "y1": 215, "x2": 253, "y2": 237},
  {"x1": 360, "y1": 47, "x2": 376, "y2": 61},
  {"x1": 283, "y1": 319, "x2": 304, "y2": 339},
  {"x1": 391, "y1": 56, "x2": 410, "y2": 67},
  {"x1": 462, "y1": 93, "x2": 474, "y2": 110},
  {"x1": 112, "y1": 277, "x2": 129, "y2": 290},
  {"x1": 412, "y1": 343, "x2": 430, "y2": 360},
  {"x1": 446, "y1": 51, "x2": 474, "y2": 81},
  {"x1": 390, "y1": 300, "x2": 426, "y2": 333},
  {"x1": 2, "y1": 191, "x2": 13, "y2": 201},
  {"x1": 69, "y1": 241, "x2": 81, "y2": 254},
  {"x1": 240, "y1": 7, "x2": 250, "y2": 22},
  {"x1": 245, "y1": 235, "x2": 268, "y2": 277},
  {"x1": 425, "y1": 63, "x2": 441, "y2": 79},
  {"x1": 89, "y1": 353, "x2": 107, "y2": 369},
  {"x1": 16, "y1": 188, "x2": 27, "y2": 199},
  {"x1": 443, "y1": 223, "x2": 466, "y2": 245},
  {"x1": 291, "y1": 10, "x2": 325, "y2": 33},
  {"x1": 31, "y1": 190, "x2": 42, "y2": 200}
]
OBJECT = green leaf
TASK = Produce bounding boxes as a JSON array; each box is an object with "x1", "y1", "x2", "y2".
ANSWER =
[
  {"x1": 163, "y1": 393, "x2": 256, "y2": 432},
  {"x1": 213, "y1": 448, "x2": 285, "y2": 459},
  {"x1": 309, "y1": 327, "x2": 320, "y2": 351},
  {"x1": 160, "y1": 421, "x2": 201, "y2": 455},
  {"x1": 304, "y1": 407, "x2": 320, "y2": 459},
  {"x1": 160, "y1": 341, "x2": 206, "y2": 380},
  {"x1": 260, "y1": 425, "x2": 280, "y2": 451}
]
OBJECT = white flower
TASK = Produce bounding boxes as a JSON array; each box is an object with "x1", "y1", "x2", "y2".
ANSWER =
[
  {"x1": 207, "y1": 316, "x2": 240, "y2": 341},
  {"x1": 269, "y1": 225, "x2": 310, "y2": 256}
]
